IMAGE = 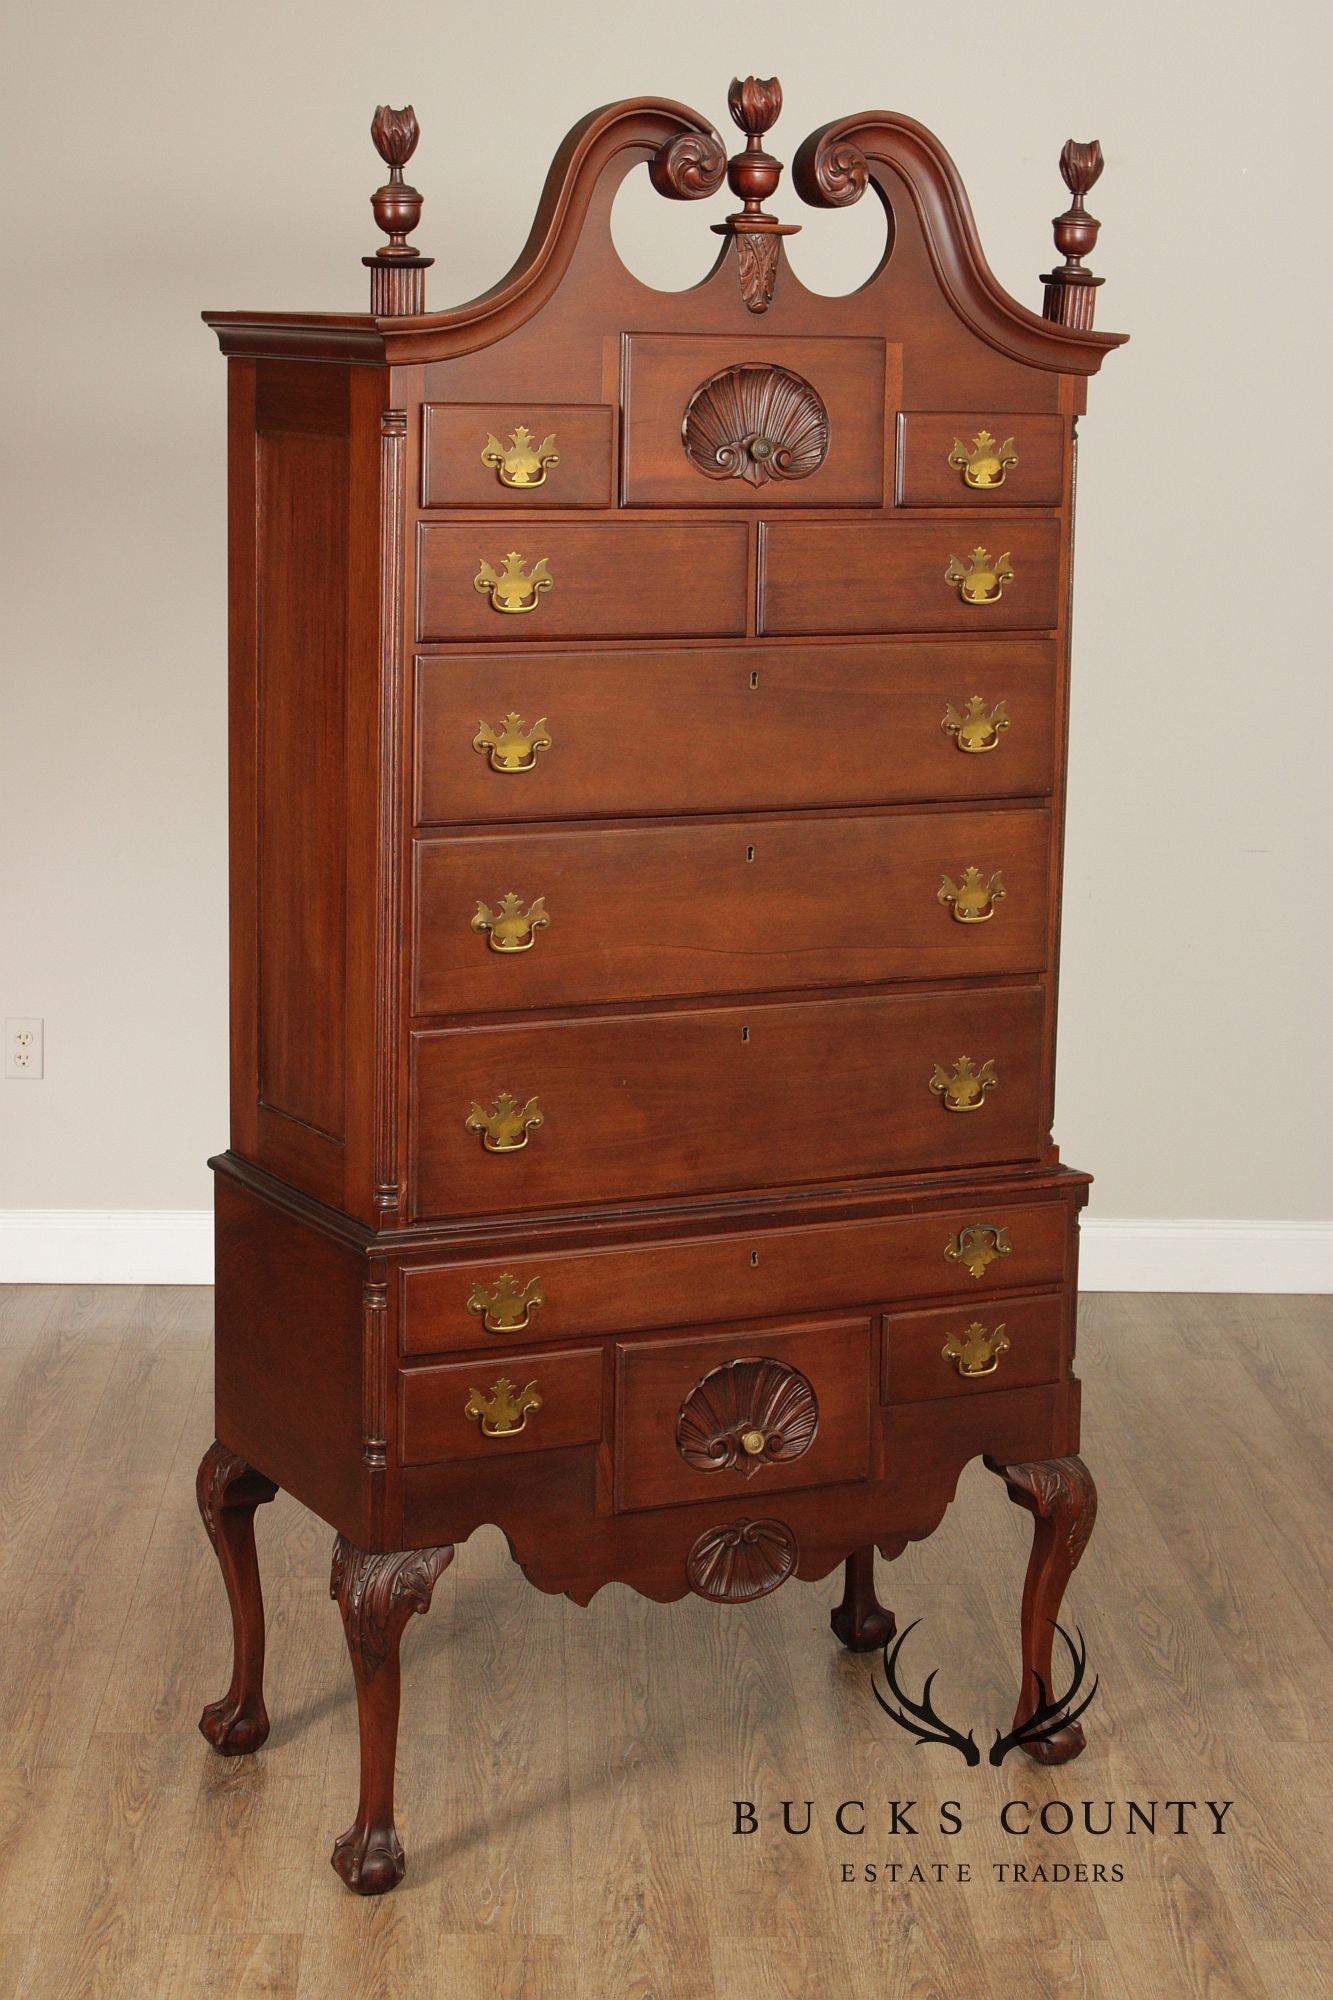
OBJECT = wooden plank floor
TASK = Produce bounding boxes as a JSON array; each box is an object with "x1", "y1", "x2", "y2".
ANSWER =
[{"x1": 0, "y1": 1286, "x2": 1328, "y2": 2000}]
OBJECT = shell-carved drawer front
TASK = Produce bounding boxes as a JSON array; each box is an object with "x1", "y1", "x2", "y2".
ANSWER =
[
  {"x1": 398, "y1": 1196, "x2": 1074, "y2": 1357},
  {"x1": 421, "y1": 404, "x2": 614, "y2": 507},
  {"x1": 758, "y1": 517, "x2": 1062, "y2": 635},
  {"x1": 897, "y1": 412, "x2": 1066, "y2": 508},
  {"x1": 416, "y1": 521, "x2": 748, "y2": 642},
  {"x1": 400, "y1": 1343, "x2": 603, "y2": 1467},
  {"x1": 621, "y1": 333, "x2": 887, "y2": 507},
  {"x1": 881, "y1": 1293, "x2": 1065, "y2": 1405},
  {"x1": 615, "y1": 1317, "x2": 870, "y2": 1512},
  {"x1": 412, "y1": 807, "x2": 1053, "y2": 1015},
  {"x1": 409, "y1": 983, "x2": 1047, "y2": 1220},
  {"x1": 413, "y1": 643, "x2": 1059, "y2": 826}
]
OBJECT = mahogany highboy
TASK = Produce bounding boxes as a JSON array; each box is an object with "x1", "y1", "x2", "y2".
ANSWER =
[{"x1": 201, "y1": 79, "x2": 1125, "y2": 1892}]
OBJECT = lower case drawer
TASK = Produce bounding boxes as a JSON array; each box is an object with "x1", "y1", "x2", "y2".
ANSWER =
[
  {"x1": 400, "y1": 1343, "x2": 603, "y2": 1466},
  {"x1": 882, "y1": 1293, "x2": 1066, "y2": 1404},
  {"x1": 400, "y1": 1195, "x2": 1074, "y2": 1355},
  {"x1": 615, "y1": 1316, "x2": 871, "y2": 1512},
  {"x1": 411, "y1": 983, "x2": 1047, "y2": 1219}
]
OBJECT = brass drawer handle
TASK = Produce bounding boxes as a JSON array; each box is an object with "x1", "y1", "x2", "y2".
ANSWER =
[
  {"x1": 945, "y1": 545, "x2": 1012, "y2": 605},
  {"x1": 944, "y1": 1223, "x2": 1012, "y2": 1279},
  {"x1": 929, "y1": 1056, "x2": 997, "y2": 1113},
  {"x1": 472, "y1": 892, "x2": 549, "y2": 953},
  {"x1": 467, "y1": 1273, "x2": 545, "y2": 1333},
  {"x1": 942, "y1": 696, "x2": 1008, "y2": 753},
  {"x1": 473, "y1": 712, "x2": 552, "y2": 773},
  {"x1": 465, "y1": 1092, "x2": 544, "y2": 1152},
  {"x1": 948, "y1": 429, "x2": 1018, "y2": 490},
  {"x1": 942, "y1": 1320, "x2": 1010, "y2": 1378},
  {"x1": 465, "y1": 1376, "x2": 542, "y2": 1437},
  {"x1": 938, "y1": 867, "x2": 1005, "y2": 924},
  {"x1": 474, "y1": 551, "x2": 553, "y2": 614},
  {"x1": 482, "y1": 425, "x2": 559, "y2": 489}
]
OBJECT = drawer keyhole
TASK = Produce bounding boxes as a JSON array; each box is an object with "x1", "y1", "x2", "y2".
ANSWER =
[
  {"x1": 746, "y1": 845, "x2": 755, "y2": 863},
  {"x1": 749, "y1": 671, "x2": 759, "y2": 689},
  {"x1": 741, "y1": 1025, "x2": 750, "y2": 1043},
  {"x1": 750, "y1": 1250, "x2": 760, "y2": 1267}
]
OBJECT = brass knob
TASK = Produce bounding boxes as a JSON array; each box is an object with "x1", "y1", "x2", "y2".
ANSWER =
[
  {"x1": 481, "y1": 426, "x2": 559, "y2": 489},
  {"x1": 473, "y1": 713, "x2": 552, "y2": 774},
  {"x1": 474, "y1": 551, "x2": 553, "y2": 614},
  {"x1": 948, "y1": 429, "x2": 1018, "y2": 490},
  {"x1": 740, "y1": 1428, "x2": 767, "y2": 1456}
]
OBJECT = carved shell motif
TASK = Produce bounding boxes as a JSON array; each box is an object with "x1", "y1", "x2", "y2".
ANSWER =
[
  {"x1": 686, "y1": 1518, "x2": 798, "y2": 1602},
  {"x1": 676, "y1": 1356, "x2": 818, "y2": 1477},
  {"x1": 682, "y1": 364, "x2": 829, "y2": 487}
]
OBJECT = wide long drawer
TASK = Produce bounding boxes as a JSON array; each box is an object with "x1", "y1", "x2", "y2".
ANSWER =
[
  {"x1": 413, "y1": 807, "x2": 1052, "y2": 1014},
  {"x1": 416, "y1": 520, "x2": 748, "y2": 642},
  {"x1": 410, "y1": 983, "x2": 1047, "y2": 1219},
  {"x1": 415, "y1": 642, "x2": 1058, "y2": 825},
  {"x1": 399, "y1": 1196, "x2": 1073, "y2": 1355},
  {"x1": 759, "y1": 516, "x2": 1062, "y2": 635}
]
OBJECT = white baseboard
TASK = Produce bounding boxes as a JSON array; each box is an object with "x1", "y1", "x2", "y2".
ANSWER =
[{"x1": 0, "y1": 1210, "x2": 1328, "y2": 1295}]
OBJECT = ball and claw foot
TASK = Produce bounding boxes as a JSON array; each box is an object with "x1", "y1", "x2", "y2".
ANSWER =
[
  {"x1": 830, "y1": 1546, "x2": 897, "y2": 1653},
  {"x1": 199, "y1": 1693, "x2": 270, "y2": 1756},
  {"x1": 331, "y1": 1820, "x2": 406, "y2": 1896},
  {"x1": 1020, "y1": 1719, "x2": 1086, "y2": 1766}
]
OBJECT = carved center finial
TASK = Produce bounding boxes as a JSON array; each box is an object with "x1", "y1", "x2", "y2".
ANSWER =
[{"x1": 725, "y1": 76, "x2": 785, "y2": 220}]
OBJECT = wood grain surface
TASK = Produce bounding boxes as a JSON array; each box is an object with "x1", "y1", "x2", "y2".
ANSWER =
[{"x1": 0, "y1": 1283, "x2": 1325, "y2": 1999}]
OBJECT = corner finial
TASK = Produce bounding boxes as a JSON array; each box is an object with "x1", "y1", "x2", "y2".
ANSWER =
[
  {"x1": 363, "y1": 104, "x2": 434, "y2": 316},
  {"x1": 1041, "y1": 138, "x2": 1105, "y2": 330}
]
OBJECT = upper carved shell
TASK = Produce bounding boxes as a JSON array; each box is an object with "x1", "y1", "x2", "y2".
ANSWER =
[
  {"x1": 682, "y1": 364, "x2": 829, "y2": 486},
  {"x1": 676, "y1": 1356, "x2": 818, "y2": 1476}
]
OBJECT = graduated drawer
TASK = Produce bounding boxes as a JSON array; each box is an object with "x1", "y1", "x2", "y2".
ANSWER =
[
  {"x1": 415, "y1": 642, "x2": 1058, "y2": 824},
  {"x1": 759, "y1": 516, "x2": 1062, "y2": 635},
  {"x1": 400, "y1": 1343, "x2": 603, "y2": 1466},
  {"x1": 416, "y1": 520, "x2": 748, "y2": 642},
  {"x1": 896, "y1": 413, "x2": 1065, "y2": 508},
  {"x1": 882, "y1": 1293, "x2": 1066, "y2": 1404},
  {"x1": 400, "y1": 1199, "x2": 1072, "y2": 1356},
  {"x1": 614, "y1": 1316, "x2": 871, "y2": 1512},
  {"x1": 410, "y1": 983, "x2": 1047, "y2": 1219},
  {"x1": 422, "y1": 403, "x2": 613, "y2": 507},
  {"x1": 413, "y1": 807, "x2": 1052, "y2": 1014}
]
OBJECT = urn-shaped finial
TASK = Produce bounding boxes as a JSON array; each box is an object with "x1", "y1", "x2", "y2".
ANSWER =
[
  {"x1": 1041, "y1": 137, "x2": 1107, "y2": 331},
  {"x1": 363, "y1": 102, "x2": 433, "y2": 315}
]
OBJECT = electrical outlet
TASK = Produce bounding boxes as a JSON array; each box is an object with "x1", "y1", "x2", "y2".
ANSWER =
[{"x1": 5, "y1": 1018, "x2": 43, "y2": 1079}]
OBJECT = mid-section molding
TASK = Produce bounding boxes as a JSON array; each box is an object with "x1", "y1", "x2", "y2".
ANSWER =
[{"x1": 792, "y1": 112, "x2": 1127, "y2": 375}]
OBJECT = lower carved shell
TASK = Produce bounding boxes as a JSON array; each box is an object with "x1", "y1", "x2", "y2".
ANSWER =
[
  {"x1": 685, "y1": 1517, "x2": 798, "y2": 1602},
  {"x1": 682, "y1": 364, "x2": 829, "y2": 486}
]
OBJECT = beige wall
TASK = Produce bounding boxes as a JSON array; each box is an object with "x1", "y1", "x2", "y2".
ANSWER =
[{"x1": 1, "y1": 0, "x2": 1327, "y2": 1222}]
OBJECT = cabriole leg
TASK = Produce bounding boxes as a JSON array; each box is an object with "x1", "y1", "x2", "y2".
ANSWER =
[
  {"x1": 196, "y1": 1439, "x2": 279, "y2": 1754},
  {"x1": 329, "y1": 1535, "x2": 454, "y2": 1895},
  {"x1": 830, "y1": 1545, "x2": 896, "y2": 1652},
  {"x1": 988, "y1": 1453, "x2": 1097, "y2": 1764}
]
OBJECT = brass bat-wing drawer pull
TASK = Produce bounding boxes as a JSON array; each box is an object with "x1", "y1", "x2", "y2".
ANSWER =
[
  {"x1": 467, "y1": 1273, "x2": 545, "y2": 1334},
  {"x1": 465, "y1": 1376, "x2": 542, "y2": 1437},
  {"x1": 465, "y1": 1092, "x2": 544, "y2": 1152},
  {"x1": 474, "y1": 551, "x2": 553, "y2": 614},
  {"x1": 929, "y1": 1056, "x2": 997, "y2": 1113},
  {"x1": 942, "y1": 696, "x2": 1008, "y2": 753},
  {"x1": 472, "y1": 892, "x2": 550, "y2": 953},
  {"x1": 945, "y1": 546, "x2": 1013, "y2": 604},
  {"x1": 473, "y1": 712, "x2": 552, "y2": 773},
  {"x1": 944, "y1": 1223, "x2": 1012, "y2": 1279},
  {"x1": 938, "y1": 868, "x2": 1005, "y2": 924},
  {"x1": 948, "y1": 429, "x2": 1018, "y2": 490},
  {"x1": 482, "y1": 425, "x2": 560, "y2": 489},
  {"x1": 941, "y1": 1320, "x2": 1010, "y2": 1378}
]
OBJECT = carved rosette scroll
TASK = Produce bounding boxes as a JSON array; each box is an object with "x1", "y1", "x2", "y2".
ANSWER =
[
  {"x1": 676, "y1": 1356, "x2": 818, "y2": 1476},
  {"x1": 686, "y1": 1518, "x2": 798, "y2": 1602},
  {"x1": 649, "y1": 128, "x2": 728, "y2": 201},
  {"x1": 683, "y1": 365, "x2": 829, "y2": 487}
]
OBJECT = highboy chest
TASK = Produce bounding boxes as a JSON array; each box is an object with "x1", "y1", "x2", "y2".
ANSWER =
[{"x1": 200, "y1": 76, "x2": 1125, "y2": 1892}]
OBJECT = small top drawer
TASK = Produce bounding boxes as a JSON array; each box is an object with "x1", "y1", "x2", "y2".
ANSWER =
[
  {"x1": 759, "y1": 516, "x2": 1062, "y2": 636},
  {"x1": 897, "y1": 413, "x2": 1065, "y2": 508},
  {"x1": 416, "y1": 520, "x2": 749, "y2": 642},
  {"x1": 422, "y1": 404, "x2": 614, "y2": 508}
]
